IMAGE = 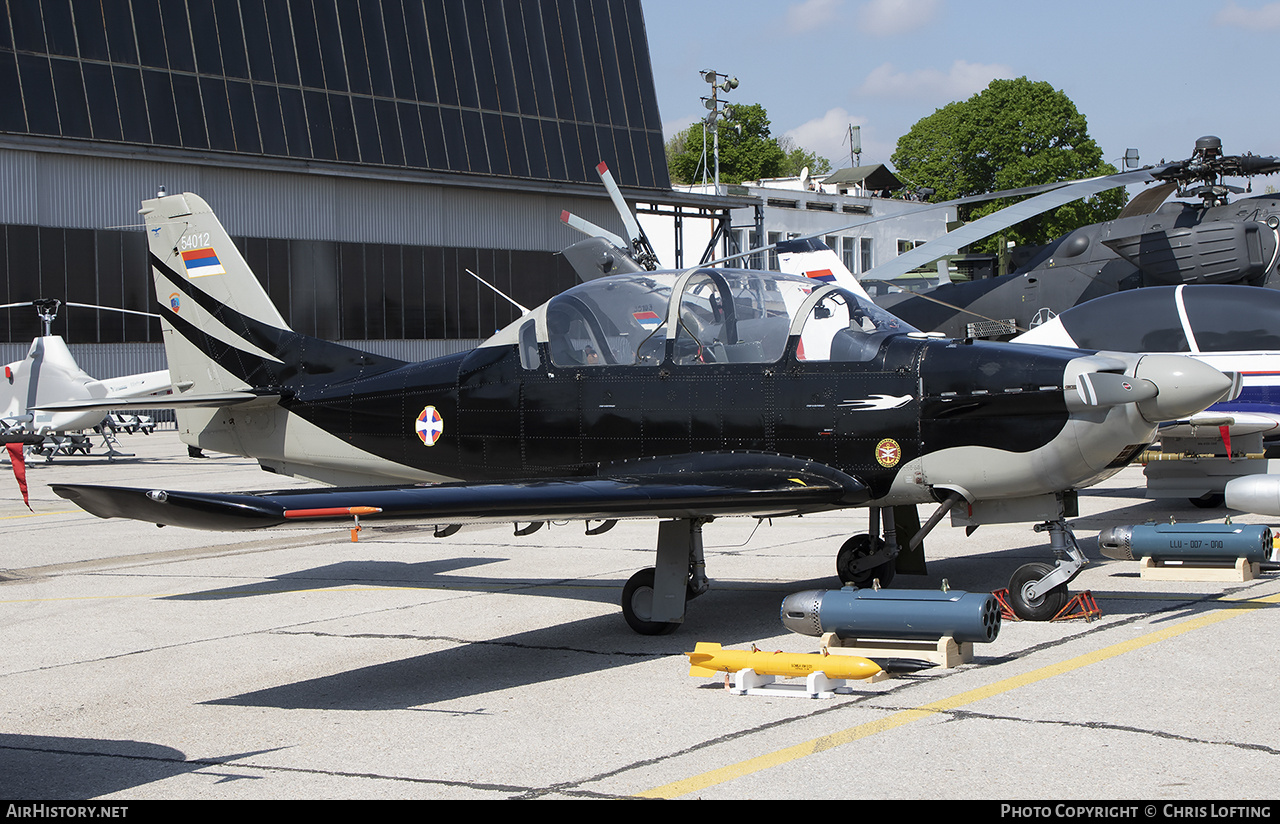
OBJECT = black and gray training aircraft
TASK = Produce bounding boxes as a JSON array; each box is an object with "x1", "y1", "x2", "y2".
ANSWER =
[
  {"x1": 50, "y1": 192, "x2": 1238, "y2": 630},
  {"x1": 872, "y1": 137, "x2": 1280, "y2": 339}
]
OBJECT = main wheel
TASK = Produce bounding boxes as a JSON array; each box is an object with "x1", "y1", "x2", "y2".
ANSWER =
[
  {"x1": 1008, "y1": 562, "x2": 1069, "y2": 621},
  {"x1": 621, "y1": 567, "x2": 681, "y2": 635},
  {"x1": 836, "y1": 534, "x2": 895, "y2": 588}
]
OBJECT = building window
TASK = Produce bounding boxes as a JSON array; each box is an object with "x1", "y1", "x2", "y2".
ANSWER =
[{"x1": 860, "y1": 238, "x2": 873, "y2": 273}]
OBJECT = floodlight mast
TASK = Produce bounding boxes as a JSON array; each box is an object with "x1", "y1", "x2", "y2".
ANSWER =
[{"x1": 699, "y1": 69, "x2": 738, "y2": 196}]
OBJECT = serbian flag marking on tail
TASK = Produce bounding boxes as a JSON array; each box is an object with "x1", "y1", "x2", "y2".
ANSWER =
[
  {"x1": 633, "y1": 310, "x2": 662, "y2": 331},
  {"x1": 415, "y1": 406, "x2": 444, "y2": 446},
  {"x1": 181, "y1": 247, "x2": 226, "y2": 277},
  {"x1": 804, "y1": 269, "x2": 836, "y2": 283}
]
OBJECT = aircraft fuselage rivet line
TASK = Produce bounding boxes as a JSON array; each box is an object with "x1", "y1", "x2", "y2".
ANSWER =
[{"x1": 637, "y1": 591, "x2": 1280, "y2": 799}]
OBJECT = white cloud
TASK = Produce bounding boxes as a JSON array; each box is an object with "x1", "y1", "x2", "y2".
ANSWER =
[
  {"x1": 783, "y1": 108, "x2": 897, "y2": 168},
  {"x1": 786, "y1": 0, "x2": 844, "y2": 34},
  {"x1": 858, "y1": 59, "x2": 1011, "y2": 101},
  {"x1": 858, "y1": 0, "x2": 941, "y2": 36},
  {"x1": 1214, "y1": 1, "x2": 1280, "y2": 28}
]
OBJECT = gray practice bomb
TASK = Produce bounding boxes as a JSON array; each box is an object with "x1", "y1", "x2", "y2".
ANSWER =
[
  {"x1": 780, "y1": 587, "x2": 1002, "y2": 643},
  {"x1": 1098, "y1": 523, "x2": 1273, "y2": 564}
]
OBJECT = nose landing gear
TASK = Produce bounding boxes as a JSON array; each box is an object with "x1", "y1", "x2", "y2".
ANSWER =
[{"x1": 1007, "y1": 519, "x2": 1086, "y2": 621}]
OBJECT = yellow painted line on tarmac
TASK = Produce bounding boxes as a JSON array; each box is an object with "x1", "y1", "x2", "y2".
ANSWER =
[
  {"x1": 639, "y1": 591, "x2": 1280, "y2": 799},
  {"x1": 0, "y1": 509, "x2": 82, "y2": 519}
]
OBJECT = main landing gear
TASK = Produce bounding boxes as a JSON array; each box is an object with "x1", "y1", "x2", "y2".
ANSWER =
[
  {"x1": 621, "y1": 518, "x2": 710, "y2": 635},
  {"x1": 619, "y1": 497, "x2": 1090, "y2": 632}
]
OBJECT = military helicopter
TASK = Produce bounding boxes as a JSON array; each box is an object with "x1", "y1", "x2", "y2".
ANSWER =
[
  {"x1": 871, "y1": 137, "x2": 1280, "y2": 339},
  {"x1": 0, "y1": 298, "x2": 170, "y2": 458},
  {"x1": 50, "y1": 191, "x2": 1237, "y2": 631}
]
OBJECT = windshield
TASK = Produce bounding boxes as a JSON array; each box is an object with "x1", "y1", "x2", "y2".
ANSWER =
[{"x1": 480, "y1": 269, "x2": 916, "y2": 368}]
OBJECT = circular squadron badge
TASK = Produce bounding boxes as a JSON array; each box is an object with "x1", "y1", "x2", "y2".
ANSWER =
[
  {"x1": 874, "y1": 438, "x2": 901, "y2": 468},
  {"x1": 415, "y1": 406, "x2": 444, "y2": 446}
]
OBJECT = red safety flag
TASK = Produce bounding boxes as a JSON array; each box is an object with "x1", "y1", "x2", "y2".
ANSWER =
[{"x1": 6, "y1": 442, "x2": 30, "y2": 510}]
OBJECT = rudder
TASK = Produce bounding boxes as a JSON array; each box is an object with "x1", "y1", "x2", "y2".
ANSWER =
[{"x1": 141, "y1": 191, "x2": 290, "y2": 396}]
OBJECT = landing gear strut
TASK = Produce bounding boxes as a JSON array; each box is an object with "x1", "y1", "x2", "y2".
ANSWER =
[
  {"x1": 1007, "y1": 519, "x2": 1085, "y2": 621},
  {"x1": 836, "y1": 534, "x2": 894, "y2": 587},
  {"x1": 837, "y1": 497, "x2": 961, "y2": 588},
  {"x1": 620, "y1": 518, "x2": 710, "y2": 635}
]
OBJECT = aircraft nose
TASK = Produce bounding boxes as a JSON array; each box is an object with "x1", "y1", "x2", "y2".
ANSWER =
[{"x1": 1133, "y1": 354, "x2": 1237, "y2": 423}]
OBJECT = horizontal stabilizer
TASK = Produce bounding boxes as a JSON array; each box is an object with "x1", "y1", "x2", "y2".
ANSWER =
[{"x1": 35, "y1": 391, "x2": 278, "y2": 413}]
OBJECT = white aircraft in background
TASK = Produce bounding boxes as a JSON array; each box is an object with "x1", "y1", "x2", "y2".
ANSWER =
[
  {"x1": 1011, "y1": 284, "x2": 1276, "y2": 508},
  {"x1": 1, "y1": 299, "x2": 172, "y2": 453}
]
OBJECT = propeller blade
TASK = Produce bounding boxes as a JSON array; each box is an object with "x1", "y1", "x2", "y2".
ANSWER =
[
  {"x1": 596, "y1": 162, "x2": 646, "y2": 250},
  {"x1": 595, "y1": 162, "x2": 659, "y2": 269},
  {"x1": 64, "y1": 302, "x2": 160, "y2": 319},
  {"x1": 867, "y1": 167, "x2": 1163, "y2": 282},
  {"x1": 1116, "y1": 182, "x2": 1176, "y2": 219},
  {"x1": 559, "y1": 210, "x2": 628, "y2": 250}
]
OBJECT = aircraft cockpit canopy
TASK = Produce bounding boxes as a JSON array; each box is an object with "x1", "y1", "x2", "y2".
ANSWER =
[{"x1": 480, "y1": 269, "x2": 916, "y2": 370}]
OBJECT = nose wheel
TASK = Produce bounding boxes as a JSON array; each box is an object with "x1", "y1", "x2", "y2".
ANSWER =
[
  {"x1": 1006, "y1": 519, "x2": 1086, "y2": 621},
  {"x1": 1008, "y1": 562, "x2": 1070, "y2": 621}
]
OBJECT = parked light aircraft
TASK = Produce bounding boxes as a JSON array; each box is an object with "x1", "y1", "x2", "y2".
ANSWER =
[
  {"x1": 51, "y1": 192, "x2": 1238, "y2": 628},
  {"x1": 1012, "y1": 284, "x2": 1277, "y2": 506}
]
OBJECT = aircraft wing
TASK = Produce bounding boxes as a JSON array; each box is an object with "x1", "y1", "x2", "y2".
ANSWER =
[
  {"x1": 866, "y1": 167, "x2": 1164, "y2": 282},
  {"x1": 52, "y1": 452, "x2": 871, "y2": 531}
]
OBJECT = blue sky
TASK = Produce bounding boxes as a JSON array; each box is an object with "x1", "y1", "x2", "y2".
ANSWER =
[{"x1": 640, "y1": 0, "x2": 1280, "y2": 182}]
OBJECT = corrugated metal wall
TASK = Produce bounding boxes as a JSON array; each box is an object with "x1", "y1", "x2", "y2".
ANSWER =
[{"x1": 0, "y1": 148, "x2": 636, "y2": 253}]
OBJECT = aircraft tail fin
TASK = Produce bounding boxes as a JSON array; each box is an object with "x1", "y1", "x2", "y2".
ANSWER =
[
  {"x1": 774, "y1": 237, "x2": 872, "y2": 299},
  {"x1": 141, "y1": 191, "x2": 404, "y2": 398}
]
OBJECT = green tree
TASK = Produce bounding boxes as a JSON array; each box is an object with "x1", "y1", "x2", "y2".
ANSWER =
[
  {"x1": 891, "y1": 77, "x2": 1127, "y2": 252},
  {"x1": 777, "y1": 136, "x2": 832, "y2": 178},
  {"x1": 667, "y1": 103, "x2": 792, "y2": 185}
]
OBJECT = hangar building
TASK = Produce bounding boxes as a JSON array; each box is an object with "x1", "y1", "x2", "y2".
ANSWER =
[{"x1": 0, "y1": 0, "x2": 730, "y2": 372}]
